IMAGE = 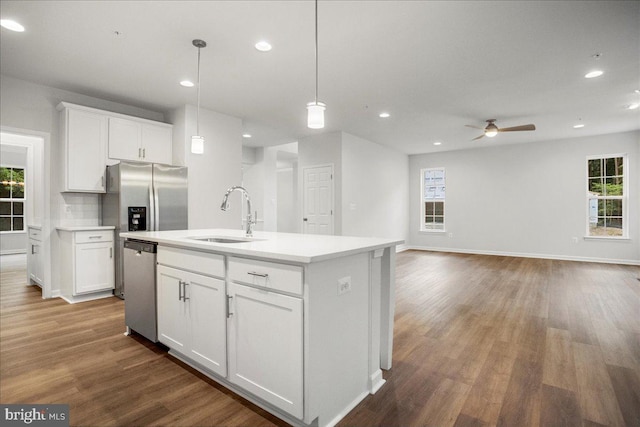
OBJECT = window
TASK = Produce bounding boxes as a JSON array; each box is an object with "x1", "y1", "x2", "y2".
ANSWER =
[
  {"x1": 587, "y1": 154, "x2": 627, "y2": 238},
  {"x1": 0, "y1": 167, "x2": 25, "y2": 232},
  {"x1": 421, "y1": 167, "x2": 445, "y2": 231}
]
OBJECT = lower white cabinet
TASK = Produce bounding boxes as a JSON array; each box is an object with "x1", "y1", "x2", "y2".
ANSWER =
[
  {"x1": 58, "y1": 228, "x2": 114, "y2": 301},
  {"x1": 228, "y1": 281, "x2": 303, "y2": 419},
  {"x1": 27, "y1": 226, "x2": 44, "y2": 286},
  {"x1": 157, "y1": 265, "x2": 227, "y2": 377}
]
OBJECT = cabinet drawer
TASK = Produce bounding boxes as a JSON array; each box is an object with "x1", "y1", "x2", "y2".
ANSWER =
[
  {"x1": 29, "y1": 228, "x2": 42, "y2": 241},
  {"x1": 229, "y1": 257, "x2": 303, "y2": 296},
  {"x1": 75, "y1": 230, "x2": 113, "y2": 244},
  {"x1": 157, "y1": 246, "x2": 224, "y2": 279}
]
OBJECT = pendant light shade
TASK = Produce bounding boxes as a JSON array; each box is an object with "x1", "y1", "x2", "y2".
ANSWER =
[
  {"x1": 307, "y1": 0, "x2": 325, "y2": 129},
  {"x1": 191, "y1": 135, "x2": 204, "y2": 154},
  {"x1": 307, "y1": 101, "x2": 326, "y2": 129},
  {"x1": 191, "y1": 39, "x2": 207, "y2": 154}
]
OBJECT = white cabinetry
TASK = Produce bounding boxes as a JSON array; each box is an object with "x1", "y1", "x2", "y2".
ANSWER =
[
  {"x1": 58, "y1": 103, "x2": 108, "y2": 192},
  {"x1": 58, "y1": 228, "x2": 115, "y2": 302},
  {"x1": 27, "y1": 226, "x2": 44, "y2": 286},
  {"x1": 228, "y1": 281, "x2": 303, "y2": 418},
  {"x1": 227, "y1": 257, "x2": 304, "y2": 418},
  {"x1": 108, "y1": 117, "x2": 172, "y2": 164},
  {"x1": 156, "y1": 249, "x2": 227, "y2": 377}
]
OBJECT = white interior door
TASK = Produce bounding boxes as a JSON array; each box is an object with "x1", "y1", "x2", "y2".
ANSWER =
[{"x1": 303, "y1": 165, "x2": 333, "y2": 235}]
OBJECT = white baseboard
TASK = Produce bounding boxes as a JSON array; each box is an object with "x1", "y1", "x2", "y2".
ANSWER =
[
  {"x1": 0, "y1": 250, "x2": 27, "y2": 255},
  {"x1": 405, "y1": 245, "x2": 640, "y2": 266},
  {"x1": 396, "y1": 244, "x2": 409, "y2": 253}
]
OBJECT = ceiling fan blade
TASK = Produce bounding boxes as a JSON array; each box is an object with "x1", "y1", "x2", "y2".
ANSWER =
[
  {"x1": 498, "y1": 124, "x2": 536, "y2": 132},
  {"x1": 465, "y1": 124, "x2": 484, "y2": 130},
  {"x1": 472, "y1": 134, "x2": 485, "y2": 141}
]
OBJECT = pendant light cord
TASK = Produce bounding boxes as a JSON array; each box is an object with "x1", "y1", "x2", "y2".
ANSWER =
[
  {"x1": 196, "y1": 46, "x2": 201, "y2": 136},
  {"x1": 315, "y1": 0, "x2": 318, "y2": 104}
]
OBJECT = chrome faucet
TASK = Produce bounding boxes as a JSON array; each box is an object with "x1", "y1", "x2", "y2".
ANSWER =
[{"x1": 220, "y1": 186, "x2": 256, "y2": 237}]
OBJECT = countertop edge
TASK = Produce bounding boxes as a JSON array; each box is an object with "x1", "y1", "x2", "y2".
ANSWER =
[
  {"x1": 120, "y1": 231, "x2": 403, "y2": 264},
  {"x1": 56, "y1": 226, "x2": 116, "y2": 231}
]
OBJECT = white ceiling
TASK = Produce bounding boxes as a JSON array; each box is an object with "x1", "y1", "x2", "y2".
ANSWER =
[{"x1": 1, "y1": 1, "x2": 638, "y2": 154}]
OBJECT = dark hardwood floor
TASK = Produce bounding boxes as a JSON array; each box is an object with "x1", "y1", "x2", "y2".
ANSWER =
[{"x1": 1, "y1": 251, "x2": 639, "y2": 426}]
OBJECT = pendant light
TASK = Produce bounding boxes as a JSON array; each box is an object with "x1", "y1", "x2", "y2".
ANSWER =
[
  {"x1": 307, "y1": 0, "x2": 325, "y2": 129},
  {"x1": 191, "y1": 39, "x2": 207, "y2": 154}
]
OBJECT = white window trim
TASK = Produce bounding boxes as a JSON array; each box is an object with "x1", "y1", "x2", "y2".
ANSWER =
[
  {"x1": 420, "y1": 167, "x2": 446, "y2": 233},
  {"x1": 585, "y1": 153, "x2": 628, "y2": 240}
]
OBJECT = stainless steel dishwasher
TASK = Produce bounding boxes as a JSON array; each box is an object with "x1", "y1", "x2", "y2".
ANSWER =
[{"x1": 123, "y1": 239, "x2": 158, "y2": 342}]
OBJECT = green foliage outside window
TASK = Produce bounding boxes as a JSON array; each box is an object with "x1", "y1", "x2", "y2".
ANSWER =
[{"x1": 0, "y1": 167, "x2": 25, "y2": 232}]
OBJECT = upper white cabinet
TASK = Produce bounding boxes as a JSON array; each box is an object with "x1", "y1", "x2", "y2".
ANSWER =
[
  {"x1": 108, "y1": 117, "x2": 172, "y2": 164},
  {"x1": 57, "y1": 102, "x2": 173, "y2": 193},
  {"x1": 58, "y1": 104, "x2": 108, "y2": 192}
]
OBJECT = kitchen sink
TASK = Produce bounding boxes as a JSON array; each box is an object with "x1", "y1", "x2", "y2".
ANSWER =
[{"x1": 189, "y1": 236, "x2": 264, "y2": 244}]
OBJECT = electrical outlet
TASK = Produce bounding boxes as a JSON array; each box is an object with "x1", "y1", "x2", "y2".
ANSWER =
[
  {"x1": 448, "y1": 232, "x2": 453, "y2": 238},
  {"x1": 338, "y1": 276, "x2": 351, "y2": 295},
  {"x1": 572, "y1": 237, "x2": 579, "y2": 243}
]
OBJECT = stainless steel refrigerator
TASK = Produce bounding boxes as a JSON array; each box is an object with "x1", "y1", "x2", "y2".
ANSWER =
[{"x1": 102, "y1": 161, "x2": 188, "y2": 299}]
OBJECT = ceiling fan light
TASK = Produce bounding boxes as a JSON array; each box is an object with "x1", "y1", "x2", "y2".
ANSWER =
[
  {"x1": 191, "y1": 135, "x2": 204, "y2": 154},
  {"x1": 307, "y1": 101, "x2": 326, "y2": 129},
  {"x1": 485, "y1": 124, "x2": 498, "y2": 137}
]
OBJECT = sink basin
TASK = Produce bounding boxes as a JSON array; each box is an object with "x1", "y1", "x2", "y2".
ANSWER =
[{"x1": 189, "y1": 236, "x2": 264, "y2": 244}]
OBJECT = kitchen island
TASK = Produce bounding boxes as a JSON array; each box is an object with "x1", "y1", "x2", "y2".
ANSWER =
[{"x1": 120, "y1": 228, "x2": 402, "y2": 427}]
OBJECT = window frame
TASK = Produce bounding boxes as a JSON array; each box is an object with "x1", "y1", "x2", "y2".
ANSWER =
[
  {"x1": 585, "y1": 153, "x2": 628, "y2": 240},
  {"x1": 0, "y1": 165, "x2": 26, "y2": 234},
  {"x1": 420, "y1": 167, "x2": 446, "y2": 233}
]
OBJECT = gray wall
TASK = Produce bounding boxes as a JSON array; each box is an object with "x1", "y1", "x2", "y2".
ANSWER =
[
  {"x1": 341, "y1": 132, "x2": 409, "y2": 242},
  {"x1": 409, "y1": 130, "x2": 640, "y2": 264}
]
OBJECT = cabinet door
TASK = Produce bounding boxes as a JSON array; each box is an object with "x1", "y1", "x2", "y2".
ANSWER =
[
  {"x1": 108, "y1": 117, "x2": 142, "y2": 161},
  {"x1": 66, "y1": 109, "x2": 107, "y2": 192},
  {"x1": 75, "y1": 241, "x2": 114, "y2": 294},
  {"x1": 157, "y1": 265, "x2": 188, "y2": 353},
  {"x1": 183, "y1": 270, "x2": 227, "y2": 377},
  {"x1": 141, "y1": 124, "x2": 172, "y2": 164},
  {"x1": 228, "y1": 282, "x2": 303, "y2": 418},
  {"x1": 27, "y1": 239, "x2": 42, "y2": 285}
]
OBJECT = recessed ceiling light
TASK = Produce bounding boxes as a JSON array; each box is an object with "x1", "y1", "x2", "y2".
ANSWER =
[
  {"x1": 584, "y1": 70, "x2": 603, "y2": 79},
  {"x1": 628, "y1": 103, "x2": 639, "y2": 110},
  {"x1": 242, "y1": 133, "x2": 252, "y2": 138},
  {"x1": 573, "y1": 124, "x2": 585, "y2": 129},
  {"x1": 0, "y1": 19, "x2": 25, "y2": 32},
  {"x1": 379, "y1": 112, "x2": 390, "y2": 118},
  {"x1": 180, "y1": 80, "x2": 194, "y2": 87},
  {"x1": 255, "y1": 41, "x2": 272, "y2": 52},
  {"x1": 433, "y1": 141, "x2": 442, "y2": 146}
]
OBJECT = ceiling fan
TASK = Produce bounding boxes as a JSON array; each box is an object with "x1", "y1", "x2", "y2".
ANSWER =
[{"x1": 466, "y1": 119, "x2": 536, "y2": 140}]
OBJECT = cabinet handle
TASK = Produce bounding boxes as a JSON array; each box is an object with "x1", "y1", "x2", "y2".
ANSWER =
[
  {"x1": 138, "y1": 148, "x2": 142, "y2": 158},
  {"x1": 31, "y1": 244, "x2": 35, "y2": 255},
  {"x1": 227, "y1": 295, "x2": 233, "y2": 318},
  {"x1": 182, "y1": 282, "x2": 190, "y2": 301},
  {"x1": 142, "y1": 148, "x2": 146, "y2": 158},
  {"x1": 247, "y1": 271, "x2": 269, "y2": 278},
  {"x1": 109, "y1": 247, "x2": 113, "y2": 258},
  {"x1": 178, "y1": 280, "x2": 183, "y2": 301},
  {"x1": 88, "y1": 235, "x2": 103, "y2": 239}
]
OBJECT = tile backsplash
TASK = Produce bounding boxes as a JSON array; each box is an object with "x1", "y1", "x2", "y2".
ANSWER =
[{"x1": 59, "y1": 193, "x2": 101, "y2": 227}]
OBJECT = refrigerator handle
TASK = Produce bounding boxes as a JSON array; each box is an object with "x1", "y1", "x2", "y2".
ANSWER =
[
  {"x1": 153, "y1": 182, "x2": 160, "y2": 231},
  {"x1": 148, "y1": 184, "x2": 155, "y2": 231}
]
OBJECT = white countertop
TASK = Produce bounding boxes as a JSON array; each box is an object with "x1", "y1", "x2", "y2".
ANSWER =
[
  {"x1": 56, "y1": 226, "x2": 115, "y2": 232},
  {"x1": 120, "y1": 229, "x2": 403, "y2": 264}
]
